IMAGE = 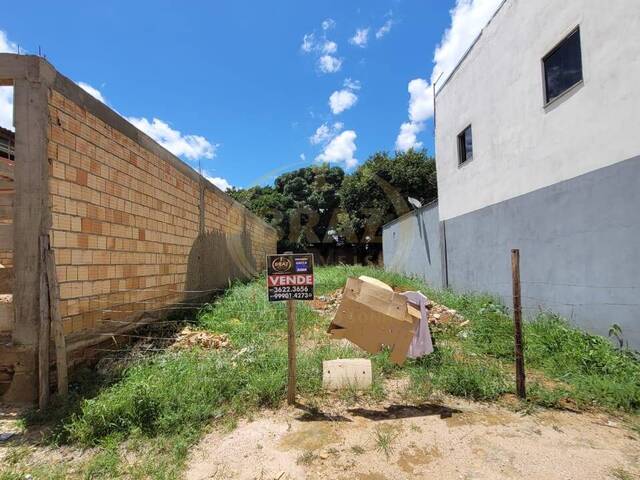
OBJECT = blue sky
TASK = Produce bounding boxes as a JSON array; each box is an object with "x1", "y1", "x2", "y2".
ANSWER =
[{"x1": 1, "y1": 0, "x2": 503, "y2": 190}]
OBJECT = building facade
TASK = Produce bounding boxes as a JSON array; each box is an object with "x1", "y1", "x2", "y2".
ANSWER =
[{"x1": 384, "y1": 0, "x2": 640, "y2": 348}]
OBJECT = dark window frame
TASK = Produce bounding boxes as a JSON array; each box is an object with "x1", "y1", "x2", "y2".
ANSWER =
[
  {"x1": 542, "y1": 27, "x2": 583, "y2": 106},
  {"x1": 457, "y1": 125, "x2": 473, "y2": 166}
]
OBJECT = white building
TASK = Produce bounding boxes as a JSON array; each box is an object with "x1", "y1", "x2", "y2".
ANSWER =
[
  {"x1": 385, "y1": 0, "x2": 640, "y2": 347},
  {"x1": 435, "y1": 0, "x2": 640, "y2": 221}
]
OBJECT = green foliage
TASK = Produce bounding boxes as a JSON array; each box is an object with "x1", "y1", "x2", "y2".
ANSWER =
[
  {"x1": 230, "y1": 150, "x2": 437, "y2": 249},
  {"x1": 13, "y1": 265, "x2": 640, "y2": 480},
  {"x1": 409, "y1": 347, "x2": 511, "y2": 401},
  {"x1": 228, "y1": 184, "x2": 294, "y2": 240},
  {"x1": 466, "y1": 304, "x2": 640, "y2": 411},
  {"x1": 525, "y1": 382, "x2": 571, "y2": 409},
  {"x1": 338, "y1": 149, "x2": 437, "y2": 241},
  {"x1": 82, "y1": 438, "x2": 121, "y2": 479},
  {"x1": 229, "y1": 164, "x2": 344, "y2": 250},
  {"x1": 373, "y1": 425, "x2": 398, "y2": 459}
]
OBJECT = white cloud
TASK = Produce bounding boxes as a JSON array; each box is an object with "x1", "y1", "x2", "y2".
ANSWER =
[
  {"x1": 432, "y1": 0, "x2": 503, "y2": 84},
  {"x1": 329, "y1": 89, "x2": 358, "y2": 115},
  {"x1": 300, "y1": 153, "x2": 306, "y2": 161},
  {"x1": 408, "y1": 78, "x2": 433, "y2": 124},
  {"x1": 77, "y1": 82, "x2": 107, "y2": 104},
  {"x1": 322, "y1": 41, "x2": 337, "y2": 54},
  {"x1": 376, "y1": 19, "x2": 394, "y2": 39},
  {"x1": 0, "y1": 87, "x2": 13, "y2": 131},
  {"x1": 328, "y1": 78, "x2": 360, "y2": 115},
  {"x1": 343, "y1": 78, "x2": 361, "y2": 91},
  {"x1": 0, "y1": 31, "x2": 18, "y2": 130},
  {"x1": 128, "y1": 117, "x2": 217, "y2": 161},
  {"x1": 316, "y1": 130, "x2": 358, "y2": 168},
  {"x1": 0, "y1": 31, "x2": 18, "y2": 54},
  {"x1": 204, "y1": 174, "x2": 232, "y2": 191},
  {"x1": 395, "y1": 122, "x2": 424, "y2": 151},
  {"x1": 396, "y1": 0, "x2": 503, "y2": 150},
  {"x1": 302, "y1": 22, "x2": 343, "y2": 72},
  {"x1": 301, "y1": 33, "x2": 316, "y2": 53},
  {"x1": 0, "y1": 29, "x2": 220, "y2": 162},
  {"x1": 349, "y1": 28, "x2": 370, "y2": 48},
  {"x1": 318, "y1": 54, "x2": 342, "y2": 74},
  {"x1": 322, "y1": 18, "x2": 336, "y2": 31},
  {"x1": 310, "y1": 122, "x2": 343, "y2": 145}
]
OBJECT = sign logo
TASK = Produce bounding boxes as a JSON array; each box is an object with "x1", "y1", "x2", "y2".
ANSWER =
[{"x1": 271, "y1": 256, "x2": 292, "y2": 273}]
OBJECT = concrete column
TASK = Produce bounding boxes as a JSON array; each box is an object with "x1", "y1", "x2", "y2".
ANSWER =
[{"x1": 3, "y1": 57, "x2": 52, "y2": 403}]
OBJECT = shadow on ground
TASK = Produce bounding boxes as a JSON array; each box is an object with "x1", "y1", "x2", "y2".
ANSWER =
[{"x1": 347, "y1": 403, "x2": 462, "y2": 420}]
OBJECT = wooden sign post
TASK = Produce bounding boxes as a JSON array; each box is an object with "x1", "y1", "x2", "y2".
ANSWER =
[
  {"x1": 267, "y1": 253, "x2": 314, "y2": 405},
  {"x1": 511, "y1": 249, "x2": 526, "y2": 399},
  {"x1": 286, "y1": 298, "x2": 297, "y2": 405}
]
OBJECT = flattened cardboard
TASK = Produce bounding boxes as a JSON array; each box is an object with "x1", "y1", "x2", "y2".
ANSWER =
[
  {"x1": 358, "y1": 275, "x2": 393, "y2": 291},
  {"x1": 327, "y1": 277, "x2": 419, "y2": 365}
]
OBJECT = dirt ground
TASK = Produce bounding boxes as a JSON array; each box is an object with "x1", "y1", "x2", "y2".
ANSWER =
[{"x1": 186, "y1": 396, "x2": 640, "y2": 480}]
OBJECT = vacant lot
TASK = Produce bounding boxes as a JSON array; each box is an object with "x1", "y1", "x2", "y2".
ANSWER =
[
  {"x1": 186, "y1": 399, "x2": 638, "y2": 480},
  {"x1": 1, "y1": 266, "x2": 639, "y2": 479}
]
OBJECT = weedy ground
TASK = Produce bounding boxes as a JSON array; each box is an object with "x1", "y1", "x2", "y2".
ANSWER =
[{"x1": 1, "y1": 265, "x2": 639, "y2": 479}]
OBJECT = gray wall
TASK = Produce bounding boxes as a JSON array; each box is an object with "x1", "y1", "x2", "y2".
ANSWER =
[
  {"x1": 382, "y1": 202, "x2": 442, "y2": 289},
  {"x1": 383, "y1": 156, "x2": 640, "y2": 349}
]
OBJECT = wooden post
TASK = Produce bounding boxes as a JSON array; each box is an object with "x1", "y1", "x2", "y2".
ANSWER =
[
  {"x1": 511, "y1": 249, "x2": 526, "y2": 399},
  {"x1": 287, "y1": 298, "x2": 297, "y2": 405},
  {"x1": 38, "y1": 235, "x2": 50, "y2": 409},
  {"x1": 45, "y1": 245, "x2": 68, "y2": 397}
]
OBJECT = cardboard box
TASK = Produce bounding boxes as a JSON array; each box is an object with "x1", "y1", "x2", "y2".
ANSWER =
[{"x1": 327, "y1": 277, "x2": 419, "y2": 365}]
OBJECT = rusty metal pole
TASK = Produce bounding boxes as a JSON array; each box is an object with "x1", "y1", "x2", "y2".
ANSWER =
[{"x1": 511, "y1": 249, "x2": 526, "y2": 399}]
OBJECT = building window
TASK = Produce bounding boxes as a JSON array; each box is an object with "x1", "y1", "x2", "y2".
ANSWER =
[
  {"x1": 457, "y1": 125, "x2": 473, "y2": 165},
  {"x1": 543, "y1": 28, "x2": 583, "y2": 104}
]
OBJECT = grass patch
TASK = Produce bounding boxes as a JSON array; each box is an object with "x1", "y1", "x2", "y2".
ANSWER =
[
  {"x1": 9, "y1": 265, "x2": 639, "y2": 479},
  {"x1": 406, "y1": 346, "x2": 511, "y2": 401},
  {"x1": 373, "y1": 425, "x2": 398, "y2": 459},
  {"x1": 296, "y1": 451, "x2": 317, "y2": 466},
  {"x1": 351, "y1": 445, "x2": 365, "y2": 455},
  {"x1": 467, "y1": 307, "x2": 640, "y2": 411},
  {"x1": 610, "y1": 467, "x2": 635, "y2": 480}
]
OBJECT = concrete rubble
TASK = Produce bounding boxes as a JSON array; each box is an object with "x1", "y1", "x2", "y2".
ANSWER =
[{"x1": 171, "y1": 327, "x2": 230, "y2": 350}]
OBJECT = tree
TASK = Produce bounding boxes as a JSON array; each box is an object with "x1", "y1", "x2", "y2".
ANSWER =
[
  {"x1": 230, "y1": 149, "x2": 437, "y2": 256},
  {"x1": 229, "y1": 164, "x2": 344, "y2": 250},
  {"x1": 228, "y1": 185, "x2": 293, "y2": 241},
  {"x1": 337, "y1": 149, "x2": 437, "y2": 243}
]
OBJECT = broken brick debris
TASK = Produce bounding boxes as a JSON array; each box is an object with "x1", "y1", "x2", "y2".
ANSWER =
[{"x1": 170, "y1": 326, "x2": 230, "y2": 350}]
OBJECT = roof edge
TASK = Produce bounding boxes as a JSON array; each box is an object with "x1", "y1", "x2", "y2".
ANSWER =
[
  {"x1": 435, "y1": 0, "x2": 510, "y2": 98},
  {"x1": 383, "y1": 199, "x2": 439, "y2": 229}
]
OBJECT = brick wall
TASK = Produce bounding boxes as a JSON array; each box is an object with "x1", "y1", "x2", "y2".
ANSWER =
[
  {"x1": 46, "y1": 89, "x2": 277, "y2": 360},
  {"x1": 0, "y1": 55, "x2": 277, "y2": 403}
]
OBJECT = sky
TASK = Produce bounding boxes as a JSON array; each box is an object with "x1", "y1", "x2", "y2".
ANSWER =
[{"x1": 0, "y1": 0, "x2": 503, "y2": 190}]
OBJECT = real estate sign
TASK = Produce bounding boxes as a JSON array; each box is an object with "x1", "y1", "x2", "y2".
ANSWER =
[{"x1": 267, "y1": 253, "x2": 314, "y2": 301}]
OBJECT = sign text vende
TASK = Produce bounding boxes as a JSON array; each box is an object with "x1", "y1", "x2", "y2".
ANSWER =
[{"x1": 268, "y1": 274, "x2": 314, "y2": 287}]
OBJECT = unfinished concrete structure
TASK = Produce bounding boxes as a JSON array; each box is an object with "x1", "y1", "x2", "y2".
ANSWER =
[{"x1": 0, "y1": 54, "x2": 278, "y2": 403}]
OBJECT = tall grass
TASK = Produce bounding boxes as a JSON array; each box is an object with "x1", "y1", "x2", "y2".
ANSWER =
[
  {"x1": 12, "y1": 265, "x2": 639, "y2": 479},
  {"x1": 466, "y1": 303, "x2": 640, "y2": 411},
  {"x1": 65, "y1": 265, "x2": 640, "y2": 447},
  {"x1": 65, "y1": 269, "x2": 387, "y2": 447}
]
